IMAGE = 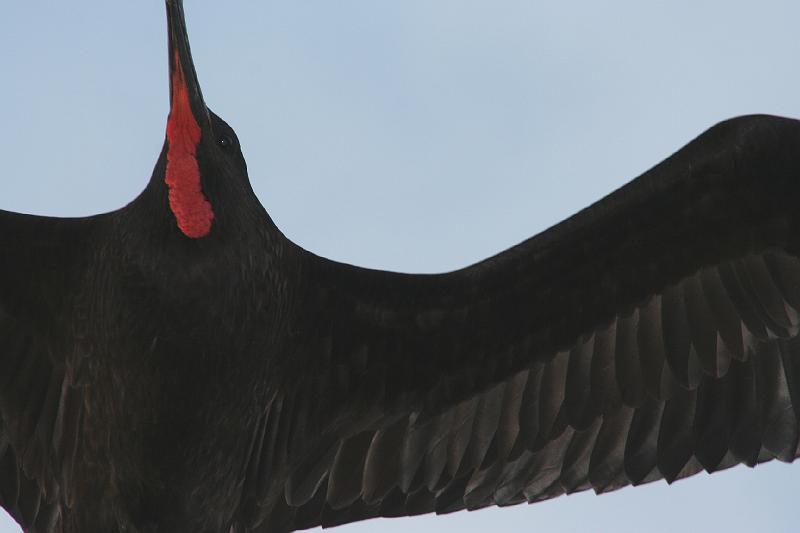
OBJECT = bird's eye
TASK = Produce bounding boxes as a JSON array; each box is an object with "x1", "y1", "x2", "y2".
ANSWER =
[{"x1": 218, "y1": 135, "x2": 232, "y2": 148}]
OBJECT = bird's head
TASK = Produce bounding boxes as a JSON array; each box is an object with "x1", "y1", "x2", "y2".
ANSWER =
[{"x1": 160, "y1": 0, "x2": 250, "y2": 239}]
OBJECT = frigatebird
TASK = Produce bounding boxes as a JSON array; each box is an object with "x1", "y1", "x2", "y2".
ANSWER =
[{"x1": 2, "y1": 1, "x2": 800, "y2": 532}]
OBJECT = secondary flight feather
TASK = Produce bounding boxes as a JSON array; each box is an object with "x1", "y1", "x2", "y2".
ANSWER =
[{"x1": 1, "y1": 2, "x2": 799, "y2": 532}]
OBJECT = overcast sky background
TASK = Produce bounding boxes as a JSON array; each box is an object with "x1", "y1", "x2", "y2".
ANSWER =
[{"x1": 2, "y1": 1, "x2": 800, "y2": 532}]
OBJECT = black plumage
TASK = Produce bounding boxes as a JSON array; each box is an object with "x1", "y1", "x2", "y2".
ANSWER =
[{"x1": 2, "y1": 2, "x2": 800, "y2": 532}]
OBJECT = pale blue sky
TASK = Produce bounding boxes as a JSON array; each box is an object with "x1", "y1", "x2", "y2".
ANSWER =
[{"x1": 2, "y1": 1, "x2": 800, "y2": 532}]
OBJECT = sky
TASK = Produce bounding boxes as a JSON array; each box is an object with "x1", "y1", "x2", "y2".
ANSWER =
[{"x1": 2, "y1": 1, "x2": 800, "y2": 532}]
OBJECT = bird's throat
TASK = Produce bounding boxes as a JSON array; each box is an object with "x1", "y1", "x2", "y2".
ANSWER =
[{"x1": 165, "y1": 51, "x2": 214, "y2": 238}]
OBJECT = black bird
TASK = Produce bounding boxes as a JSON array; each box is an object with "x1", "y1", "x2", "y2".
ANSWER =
[{"x1": 2, "y1": 2, "x2": 800, "y2": 532}]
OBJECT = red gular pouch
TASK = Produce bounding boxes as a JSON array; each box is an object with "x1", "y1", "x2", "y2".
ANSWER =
[{"x1": 165, "y1": 50, "x2": 214, "y2": 238}]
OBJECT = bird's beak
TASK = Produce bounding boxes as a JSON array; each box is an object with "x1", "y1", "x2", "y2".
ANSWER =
[
  {"x1": 163, "y1": 0, "x2": 215, "y2": 239},
  {"x1": 166, "y1": 0, "x2": 209, "y2": 128}
]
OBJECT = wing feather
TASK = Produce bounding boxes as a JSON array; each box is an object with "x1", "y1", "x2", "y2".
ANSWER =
[
  {"x1": 0, "y1": 212, "x2": 99, "y2": 531},
  {"x1": 237, "y1": 115, "x2": 800, "y2": 531}
]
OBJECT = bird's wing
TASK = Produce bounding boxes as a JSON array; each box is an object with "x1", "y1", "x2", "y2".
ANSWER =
[
  {"x1": 236, "y1": 114, "x2": 800, "y2": 532},
  {"x1": 0, "y1": 211, "x2": 99, "y2": 531}
]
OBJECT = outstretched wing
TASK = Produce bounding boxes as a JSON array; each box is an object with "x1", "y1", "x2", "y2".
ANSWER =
[
  {"x1": 0, "y1": 211, "x2": 100, "y2": 532},
  {"x1": 234, "y1": 114, "x2": 800, "y2": 532}
]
